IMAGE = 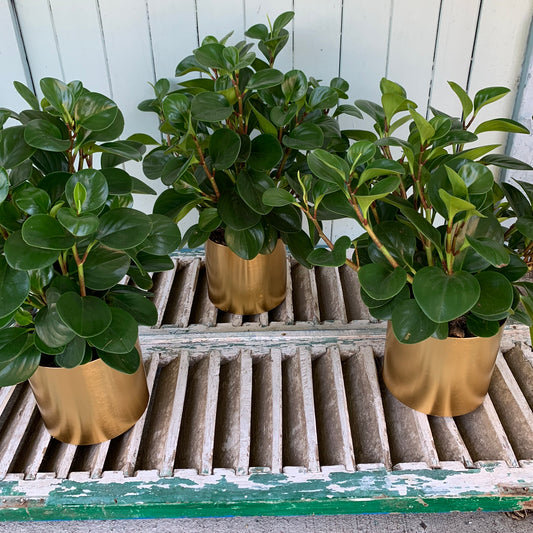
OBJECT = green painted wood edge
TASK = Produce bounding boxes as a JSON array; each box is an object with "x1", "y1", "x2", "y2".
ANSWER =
[{"x1": 1, "y1": 468, "x2": 532, "y2": 521}]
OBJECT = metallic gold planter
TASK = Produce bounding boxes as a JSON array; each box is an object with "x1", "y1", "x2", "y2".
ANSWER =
[
  {"x1": 205, "y1": 238, "x2": 287, "y2": 315},
  {"x1": 383, "y1": 323, "x2": 504, "y2": 417},
  {"x1": 28, "y1": 345, "x2": 149, "y2": 445}
]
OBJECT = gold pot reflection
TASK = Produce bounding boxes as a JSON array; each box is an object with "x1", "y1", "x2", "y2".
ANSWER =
[
  {"x1": 383, "y1": 323, "x2": 504, "y2": 417},
  {"x1": 205, "y1": 238, "x2": 287, "y2": 315},
  {"x1": 28, "y1": 344, "x2": 149, "y2": 445}
]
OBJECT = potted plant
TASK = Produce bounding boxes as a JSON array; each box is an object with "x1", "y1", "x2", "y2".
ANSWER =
[
  {"x1": 137, "y1": 11, "x2": 360, "y2": 315},
  {"x1": 264, "y1": 77, "x2": 533, "y2": 416},
  {"x1": 0, "y1": 77, "x2": 180, "y2": 444}
]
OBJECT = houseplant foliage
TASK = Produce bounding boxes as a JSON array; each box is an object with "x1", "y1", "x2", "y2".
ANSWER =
[
  {"x1": 265, "y1": 78, "x2": 533, "y2": 342},
  {"x1": 138, "y1": 11, "x2": 359, "y2": 263},
  {"x1": 0, "y1": 78, "x2": 180, "y2": 387}
]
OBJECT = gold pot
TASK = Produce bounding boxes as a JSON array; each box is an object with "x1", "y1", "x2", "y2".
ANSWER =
[
  {"x1": 28, "y1": 344, "x2": 149, "y2": 445},
  {"x1": 383, "y1": 323, "x2": 504, "y2": 417},
  {"x1": 205, "y1": 238, "x2": 287, "y2": 315}
]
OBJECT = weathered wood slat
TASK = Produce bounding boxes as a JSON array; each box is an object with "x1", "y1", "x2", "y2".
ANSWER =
[
  {"x1": 250, "y1": 349, "x2": 283, "y2": 473},
  {"x1": 175, "y1": 352, "x2": 221, "y2": 475},
  {"x1": 315, "y1": 267, "x2": 348, "y2": 322},
  {"x1": 152, "y1": 259, "x2": 178, "y2": 328},
  {"x1": 163, "y1": 259, "x2": 201, "y2": 327},
  {"x1": 455, "y1": 394, "x2": 519, "y2": 468},
  {"x1": 213, "y1": 351, "x2": 252, "y2": 474},
  {"x1": 489, "y1": 354, "x2": 533, "y2": 460},
  {"x1": 190, "y1": 265, "x2": 218, "y2": 327},
  {"x1": 0, "y1": 386, "x2": 16, "y2": 419},
  {"x1": 312, "y1": 346, "x2": 355, "y2": 471},
  {"x1": 20, "y1": 419, "x2": 51, "y2": 480},
  {"x1": 54, "y1": 443, "x2": 77, "y2": 479},
  {"x1": 282, "y1": 348, "x2": 320, "y2": 472},
  {"x1": 343, "y1": 347, "x2": 391, "y2": 469},
  {"x1": 428, "y1": 416, "x2": 474, "y2": 468},
  {"x1": 291, "y1": 265, "x2": 320, "y2": 323},
  {"x1": 503, "y1": 344, "x2": 533, "y2": 410},
  {"x1": 270, "y1": 257, "x2": 294, "y2": 325},
  {"x1": 338, "y1": 265, "x2": 371, "y2": 321}
]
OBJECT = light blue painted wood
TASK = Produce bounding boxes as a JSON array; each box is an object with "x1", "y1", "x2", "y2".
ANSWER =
[{"x1": 197, "y1": 0, "x2": 245, "y2": 44}]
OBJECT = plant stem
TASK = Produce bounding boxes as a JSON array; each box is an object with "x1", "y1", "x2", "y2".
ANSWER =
[
  {"x1": 72, "y1": 244, "x2": 86, "y2": 297},
  {"x1": 445, "y1": 218, "x2": 454, "y2": 274},
  {"x1": 276, "y1": 148, "x2": 291, "y2": 180},
  {"x1": 192, "y1": 135, "x2": 220, "y2": 198}
]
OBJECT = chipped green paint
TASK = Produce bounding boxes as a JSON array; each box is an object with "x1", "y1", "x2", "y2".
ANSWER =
[{"x1": 1, "y1": 468, "x2": 532, "y2": 521}]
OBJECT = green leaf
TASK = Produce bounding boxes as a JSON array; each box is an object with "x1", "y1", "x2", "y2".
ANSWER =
[
  {"x1": 399, "y1": 206, "x2": 442, "y2": 252},
  {"x1": 248, "y1": 133, "x2": 283, "y2": 171},
  {"x1": 13, "y1": 81, "x2": 39, "y2": 110},
  {"x1": 391, "y1": 299, "x2": 438, "y2": 344},
  {"x1": 308, "y1": 86, "x2": 338, "y2": 110},
  {"x1": 265, "y1": 204, "x2": 301, "y2": 233},
  {"x1": 273, "y1": 11, "x2": 294, "y2": 33},
  {"x1": 236, "y1": 169, "x2": 275, "y2": 215},
  {"x1": 307, "y1": 149, "x2": 349, "y2": 190},
  {"x1": 481, "y1": 154, "x2": 533, "y2": 171},
  {"x1": 162, "y1": 93, "x2": 190, "y2": 124},
  {"x1": 84, "y1": 245, "x2": 131, "y2": 290},
  {"x1": 471, "y1": 270, "x2": 513, "y2": 320},
  {"x1": 22, "y1": 214, "x2": 75, "y2": 250},
  {"x1": 175, "y1": 54, "x2": 210, "y2": 77},
  {"x1": 368, "y1": 221, "x2": 416, "y2": 268},
  {"x1": 0, "y1": 346, "x2": 40, "y2": 387},
  {"x1": 35, "y1": 303, "x2": 76, "y2": 348},
  {"x1": 96, "y1": 141, "x2": 143, "y2": 162},
  {"x1": 283, "y1": 231, "x2": 313, "y2": 269},
  {"x1": 55, "y1": 336, "x2": 87, "y2": 368},
  {"x1": 347, "y1": 141, "x2": 376, "y2": 167},
  {"x1": 333, "y1": 104, "x2": 363, "y2": 119},
  {"x1": 209, "y1": 128, "x2": 241, "y2": 169},
  {"x1": 448, "y1": 81, "x2": 473, "y2": 119},
  {"x1": 4, "y1": 231, "x2": 60, "y2": 271},
  {"x1": 282, "y1": 123, "x2": 324, "y2": 150},
  {"x1": 56, "y1": 292, "x2": 112, "y2": 338},
  {"x1": 65, "y1": 169, "x2": 109, "y2": 213},
  {"x1": 0, "y1": 167, "x2": 8, "y2": 204},
  {"x1": 131, "y1": 177, "x2": 157, "y2": 195},
  {"x1": 356, "y1": 176, "x2": 401, "y2": 218},
  {"x1": 502, "y1": 182, "x2": 531, "y2": 216},
  {"x1": 245, "y1": 23, "x2": 269, "y2": 40},
  {"x1": 0, "y1": 329, "x2": 32, "y2": 364},
  {"x1": 444, "y1": 166, "x2": 468, "y2": 198},
  {"x1": 412, "y1": 267, "x2": 480, "y2": 323},
  {"x1": 364, "y1": 285, "x2": 410, "y2": 321},
  {"x1": 218, "y1": 189, "x2": 261, "y2": 230},
  {"x1": 57, "y1": 207, "x2": 99, "y2": 237},
  {"x1": 438, "y1": 189, "x2": 477, "y2": 219},
  {"x1": 97, "y1": 345, "x2": 140, "y2": 374},
  {"x1": 473, "y1": 86, "x2": 510, "y2": 113},
  {"x1": 40, "y1": 77, "x2": 74, "y2": 116},
  {"x1": 198, "y1": 207, "x2": 222, "y2": 232},
  {"x1": 466, "y1": 315, "x2": 501, "y2": 338},
  {"x1": 307, "y1": 236, "x2": 351, "y2": 267},
  {"x1": 465, "y1": 236, "x2": 509, "y2": 267},
  {"x1": 74, "y1": 91, "x2": 118, "y2": 131},
  {"x1": 193, "y1": 43, "x2": 226, "y2": 69},
  {"x1": 262, "y1": 187, "x2": 296, "y2": 207},
  {"x1": 247, "y1": 69, "x2": 283, "y2": 90},
  {"x1": 354, "y1": 100, "x2": 385, "y2": 125},
  {"x1": 23, "y1": 119, "x2": 70, "y2": 152},
  {"x1": 282, "y1": 70, "x2": 308, "y2": 102},
  {"x1": 250, "y1": 104, "x2": 278, "y2": 136},
  {"x1": 13, "y1": 185, "x2": 51, "y2": 215},
  {"x1": 225, "y1": 224, "x2": 265, "y2": 260},
  {"x1": 475, "y1": 118, "x2": 529, "y2": 135},
  {"x1": 89, "y1": 307, "x2": 138, "y2": 354},
  {"x1": 516, "y1": 216, "x2": 533, "y2": 240},
  {"x1": 97, "y1": 208, "x2": 152, "y2": 250},
  {"x1": 459, "y1": 162, "x2": 494, "y2": 195},
  {"x1": 358, "y1": 159, "x2": 404, "y2": 187},
  {"x1": 0, "y1": 126, "x2": 35, "y2": 169},
  {"x1": 358, "y1": 263, "x2": 407, "y2": 300},
  {"x1": 106, "y1": 288, "x2": 158, "y2": 326},
  {"x1": 142, "y1": 214, "x2": 180, "y2": 255},
  {"x1": 408, "y1": 107, "x2": 435, "y2": 145},
  {"x1": 191, "y1": 92, "x2": 233, "y2": 122}
]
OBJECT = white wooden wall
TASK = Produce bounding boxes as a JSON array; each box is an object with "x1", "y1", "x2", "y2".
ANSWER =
[{"x1": 1, "y1": 0, "x2": 532, "y2": 242}]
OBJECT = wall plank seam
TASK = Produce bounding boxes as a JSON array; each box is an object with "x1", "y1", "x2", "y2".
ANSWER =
[
  {"x1": 7, "y1": 0, "x2": 35, "y2": 92},
  {"x1": 465, "y1": 0, "x2": 484, "y2": 93}
]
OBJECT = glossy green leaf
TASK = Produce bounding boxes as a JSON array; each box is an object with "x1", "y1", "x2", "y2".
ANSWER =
[
  {"x1": 273, "y1": 10, "x2": 294, "y2": 33},
  {"x1": 250, "y1": 104, "x2": 278, "y2": 136},
  {"x1": 89, "y1": 307, "x2": 138, "y2": 354},
  {"x1": 248, "y1": 134, "x2": 283, "y2": 171},
  {"x1": 368, "y1": 221, "x2": 416, "y2": 268},
  {"x1": 55, "y1": 336, "x2": 86, "y2": 368},
  {"x1": 408, "y1": 107, "x2": 435, "y2": 145},
  {"x1": 23, "y1": 119, "x2": 70, "y2": 152},
  {"x1": 131, "y1": 176, "x2": 157, "y2": 195},
  {"x1": 466, "y1": 315, "x2": 501, "y2": 338},
  {"x1": 283, "y1": 231, "x2": 313, "y2": 269},
  {"x1": 413, "y1": 267, "x2": 480, "y2": 323},
  {"x1": 191, "y1": 92, "x2": 233, "y2": 122},
  {"x1": 347, "y1": 141, "x2": 376, "y2": 167},
  {"x1": 471, "y1": 271, "x2": 513, "y2": 320},
  {"x1": 225, "y1": 224, "x2": 265, "y2": 260},
  {"x1": 448, "y1": 81, "x2": 473, "y2": 119},
  {"x1": 106, "y1": 288, "x2": 158, "y2": 326},
  {"x1": 356, "y1": 176, "x2": 401, "y2": 218},
  {"x1": 35, "y1": 304, "x2": 76, "y2": 348},
  {"x1": 481, "y1": 154, "x2": 533, "y2": 171},
  {"x1": 262, "y1": 187, "x2": 296, "y2": 207},
  {"x1": 236, "y1": 169, "x2": 275, "y2": 215},
  {"x1": 0, "y1": 346, "x2": 40, "y2": 387},
  {"x1": 502, "y1": 182, "x2": 531, "y2": 216},
  {"x1": 56, "y1": 292, "x2": 112, "y2": 338},
  {"x1": 247, "y1": 69, "x2": 283, "y2": 90},
  {"x1": 13, "y1": 185, "x2": 51, "y2": 215},
  {"x1": 97, "y1": 345, "x2": 140, "y2": 374},
  {"x1": 97, "y1": 208, "x2": 152, "y2": 250},
  {"x1": 193, "y1": 43, "x2": 226, "y2": 69},
  {"x1": 84, "y1": 245, "x2": 131, "y2": 290},
  {"x1": 96, "y1": 140, "x2": 143, "y2": 162},
  {"x1": 282, "y1": 123, "x2": 324, "y2": 150},
  {"x1": 22, "y1": 214, "x2": 75, "y2": 250},
  {"x1": 142, "y1": 214, "x2": 180, "y2": 255},
  {"x1": 358, "y1": 263, "x2": 407, "y2": 300},
  {"x1": 438, "y1": 189, "x2": 476, "y2": 219},
  {"x1": 74, "y1": 91, "x2": 118, "y2": 131},
  {"x1": 459, "y1": 161, "x2": 494, "y2": 194},
  {"x1": 13, "y1": 81, "x2": 39, "y2": 110},
  {"x1": 444, "y1": 166, "x2": 468, "y2": 198},
  {"x1": 308, "y1": 86, "x2": 338, "y2": 110},
  {"x1": 465, "y1": 236, "x2": 509, "y2": 267},
  {"x1": 40, "y1": 77, "x2": 74, "y2": 115},
  {"x1": 0, "y1": 126, "x2": 35, "y2": 169},
  {"x1": 209, "y1": 128, "x2": 241, "y2": 170},
  {"x1": 281, "y1": 70, "x2": 307, "y2": 102},
  {"x1": 516, "y1": 216, "x2": 533, "y2": 240},
  {"x1": 218, "y1": 189, "x2": 261, "y2": 230},
  {"x1": 162, "y1": 93, "x2": 190, "y2": 124},
  {"x1": 0, "y1": 328, "x2": 31, "y2": 364},
  {"x1": 475, "y1": 118, "x2": 529, "y2": 135},
  {"x1": 4, "y1": 231, "x2": 60, "y2": 271},
  {"x1": 0, "y1": 167, "x2": 8, "y2": 204},
  {"x1": 358, "y1": 159, "x2": 404, "y2": 187},
  {"x1": 307, "y1": 149, "x2": 349, "y2": 190},
  {"x1": 175, "y1": 54, "x2": 210, "y2": 76},
  {"x1": 198, "y1": 207, "x2": 222, "y2": 232},
  {"x1": 391, "y1": 299, "x2": 438, "y2": 344},
  {"x1": 364, "y1": 285, "x2": 410, "y2": 321},
  {"x1": 307, "y1": 236, "x2": 351, "y2": 267},
  {"x1": 65, "y1": 169, "x2": 109, "y2": 213},
  {"x1": 245, "y1": 23, "x2": 269, "y2": 39},
  {"x1": 473, "y1": 86, "x2": 510, "y2": 113},
  {"x1": 56, "y1": 207, "x2": 99, "y2": 237},
  {"x1": 265, "y1": 204, "x2": 301, "y2": 233},
  {"x1": 399, "y1": 206, "x2": 442, "y2": 252}
]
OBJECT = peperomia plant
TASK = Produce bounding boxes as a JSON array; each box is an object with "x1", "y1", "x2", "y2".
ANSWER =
[
  {"x1": 137, "y1": 11, "x2": 360, "y2": 261},
  {"x1": 264, "y1": 78, "x2": 533, "y2": 343},
  {"x1": 0, "y1": 78, "x2": 180, "y2": 386}
]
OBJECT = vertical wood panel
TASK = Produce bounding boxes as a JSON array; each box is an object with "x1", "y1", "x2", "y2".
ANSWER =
[
  {"x1": 468, "y1": 0, "x2": 533, "y2": 153},
  {"x1": 244, "y1": 0, "x2": 293, "y2": 72},
  {"x1": 48, "y1": 0, "x2": 110, "y2": 95},
  {"x1": 0, "y1": 0, "x2": 32, "y2": 111},
  {"x1": 293, "y1": 0, "x2": 342, "y2": 81},
  {"x1": 197, "y1": 0, "x2": 245, "y2": 43},
  {"x1": 429, "y1": 0, "x2": 481, "y2": 116},
  {"x1": 386, "y1": 0, "x2": 441, "y2": 116},
  {"x1": 146, "y1": 0, "x2": 198, "y2": 79}
]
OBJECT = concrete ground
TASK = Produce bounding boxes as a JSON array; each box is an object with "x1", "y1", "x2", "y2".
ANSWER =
[{"x1": 0, "y1": 512, "x2": 532, "y2": 532}]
